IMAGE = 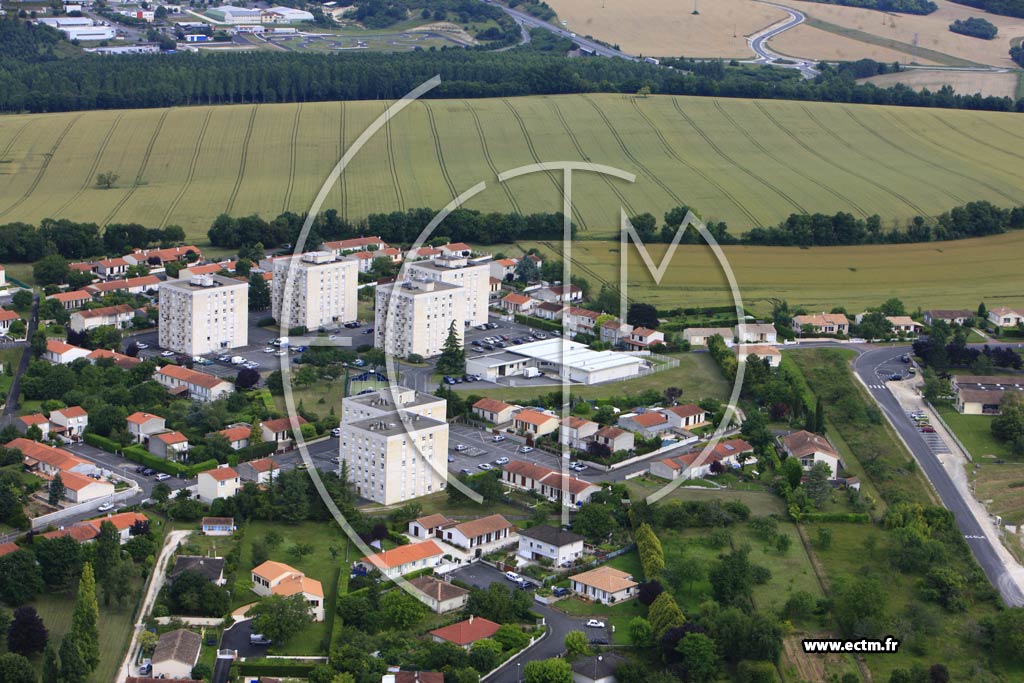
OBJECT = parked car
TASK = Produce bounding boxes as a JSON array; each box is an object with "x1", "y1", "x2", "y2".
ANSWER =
[
  {"x1": 141, "y1": 468, "x2": 157, "y2": 476},
  {"x1": 330, "y1": 457, "x2": 340, "y2": 464},
  {"x1": 454, "y1": 444, "x2": 468, "y2": 452},
  {"x1": 154, "y1": 473, "x2": 171, "y2": 481},
  {"x1": 495, "y1": 456, "x2": 510, "y2": 465},
  {"x1": 135, "y1": 342, "x2": 149, "y2": 349},
  {"x1": 505, "y1": 571, "x2": 522, "y2": 582},
  {"x1": 492, "y1": 435, "x2": 506, "y2": 442},
  {"x1": 331, "y1": 427, "x2": 342, "y2": 437},
  {"x1": 552, "y1": 587, "x2": 571, "y2": 597},
  {"x1": 97, "y1": 502, "x2": 114, "y2": 512},
  {"x1": 921, "y1": 426, "x2": 936, "y2": 433},
  {"x1": 589, "y1": 638, "x2": 609, "y2": 645},
  {"x1": 138, "y1": 660, "x2": 152, "y2": 676},
  {"x1": 478, "y1": 463, "x2": 493, "y2": 471},
  {"x1": 460, "y1": 468, "x2": 473, "y2": 476},
  {"x1": 520, "y1": 446, "x2": 534, "y2": 453},
  {"x1": 250, "y1": 634, "x2": 272, "y2": 646},
  {"x1": 585, "y1": 619, "x2": 606, "y2": 628},
  {"x1": 160, "y1": 350, "x2": 174, "y2": 357},
  {"x1": 889, "y1": 373, "x2": 903, "y2": 381},
  {"x1": 902, "y1": 354, "x2": 911, "y2": 363}
]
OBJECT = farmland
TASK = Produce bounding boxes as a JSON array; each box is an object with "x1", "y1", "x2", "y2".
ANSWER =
[
  {"x1": 2, "y1": 94, "x2": 1024, "y2": 241},
  {"x1": 859, "y1": 69, "x2": 1020, "y2": 98}
]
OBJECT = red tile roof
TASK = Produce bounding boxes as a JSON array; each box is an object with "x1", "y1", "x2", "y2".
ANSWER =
[
  {"x1": 627, "y1": 411, "x2": 668, "y2": 428},
  {"x1": 260, "y1": 416, "x2": 307, "y2": 434},
  {"x1": 361, "y1": 540, "x2": 443, "y2": 570},
  {"x1": 156, "y1": 365, "x2": 230, "y2": 390},
  {"x1": 473, "y1": 398, "x2": 514, "y2": 414},
  {"x1": 430, "y1": 616, "x2": 500, "y2": 646},
  {"x1": 514, "y1": 409, "x2": 557, "y2": 427},
  {"x1": 75, "y1": 303, "x2": 135, "y2": 319},
  {"x1": 127, "y1": 411, "x2": 163, "y2": 425},
  {"x1": 201, "y1": 467, "x2": 238, "y2": 482},
  {"x1": 53, "y1": 406, "x2": 88, "y2": 419},
  {"x1": 246, "y1": 457, "x2": 278, "y2": 473},
  {"x1": 664, "y1": 404, "x2": 706, "y2": 419},
  {"x1": 40, "y1": 525, "x2": 99, "y2": 542},
  {"x1": 85, "y1": 512, "x2": 147, "y2": 532},
  {"x1": 0, "y1": 542, "x2": 20, "y2": 557},
  {"x1": 218, "y1": 425, "x2": 251, "y2": 442}
]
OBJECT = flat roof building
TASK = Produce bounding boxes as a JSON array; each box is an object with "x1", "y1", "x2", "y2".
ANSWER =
[
  {"x1": 158, "y1": 274, "x2": 248, "y2": 356},
  {"x1": 272, "y1": 251, "x2": 358, "y2": 332},
  {"x1": 375, "y1": 280, "x2": 465, "y2": 359},
  {"x1": 407, "y1": 255, "x2": 491, "y2": 327},
  {"x1": 467, "y1": 338, "x2": 642, "y2": 385}
]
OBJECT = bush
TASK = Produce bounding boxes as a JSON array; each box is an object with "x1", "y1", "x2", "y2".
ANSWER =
[
  {"x1": 949, "y1": 16, "x2": 998, "y2": 38},
  {"x1": 236, "y1": 660, "x2": 316, "y2": 677}
]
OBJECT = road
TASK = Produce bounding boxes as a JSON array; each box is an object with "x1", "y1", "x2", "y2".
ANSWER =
[
  {"x1": 850, "y1": 344, "x2": 1024, "y2": 607},
  {"x1": 747, "y1": 3, "x2": 818, "y2": 79},
  {"x1": 483, "y1": 1, "x2": 635, "y2": 60},
  {"x1": 3, "y1": 294, "x2": 37, "y2": 418}
]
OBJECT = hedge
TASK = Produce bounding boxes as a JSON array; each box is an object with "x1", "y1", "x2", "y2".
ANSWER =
[
  {"x1": 236, "y1": 660, "x2": 317, "y2": 677},
  {"x1": 84, "y1": 433, "x2": 219, "y2": 478},
  {"x1": 799, "y1": 512, "x2": 871, "y2": 524},
  {"x1": 83, "y1": 433, "x2": 121, "y2": 452},
  {"x1": 513, "y1": 314, "x2": 562, "y2": 334}
]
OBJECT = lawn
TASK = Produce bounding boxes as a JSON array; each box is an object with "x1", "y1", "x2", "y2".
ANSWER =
[
  {"x1": 935, "y1": 404, "x2": 1009, "y2": 459},
  {"x1": 624, "y1": 478, "x2": 786, "y2": 517}
]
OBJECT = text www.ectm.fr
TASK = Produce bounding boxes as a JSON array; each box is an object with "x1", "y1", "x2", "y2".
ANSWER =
[{"x1": 802, "y1": 638, "x2": 900, "y2": 654}]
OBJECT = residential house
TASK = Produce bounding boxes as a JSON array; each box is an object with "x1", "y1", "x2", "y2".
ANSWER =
[
  {"x1": 216, "y1": 424, "x2": 251, "y2": 450},
  {"x1": 196, "y1": 466, "x2": 240, "y2": 503},
  {"x1": 780, "y1": 430, "x2": 841, "y2": 479},
  {"x1": 124, "y1": 245, "x2": 202, "y2": 267},
  {"x1": 406, "y1": 246, "x2": 443, "y2": 261},
  {"x1": 952, "y1": 375, "x2": 1024, "y2": 414},
  {"x1": 534, "y1": 284, "x2": 582, "y2": 304},
  {"x1": 565, "y1": 307, "x2": 601, "y2": 338},
  {"x1": 201, "y1": 517, "x2": 234, "y2": 535},
  {"x1": 429, "y1": 615, "x2": 500, "y2": 650},
  {"x1": 593, "y1": 426, "x2": 634, "y2": 454},
  {"x1": 513, "y1": 409, "x2": 559, "y2": 439},
  {"x1": 250, "y1": 560, "x2": 325, "y2": 620},
  {"x1": 534, "y1": 301, "x2": 567, "y2": 321},
  {"x1": 682, "y1": 327, "x2": 733, "y2": 347},
  {"x1": 358, "y1": 540, "x2": 444, "y2": 579},
  {"x1": 885, "y1": 316, "x2": 923, "y2": 335},
  {"x1": 83, "y1": 275, "x2": 160, "y2": 298},
  {"x1": 617, "y1": 411, "x2": 670, "y2": 438},
  {"x1": 155, "y1": 365, "x2": 235, "y2": 403},
  {"x1": 83, "y1": 511, "x2": 148, "y2": 543},
  {"x1": 572, "y1": 654, "x2": 627, "y2": 683},
  {"x1": 570, "y1": 566, "x2": 637, "y2": 603},
  {"x1": 42, "y1": 339, "x2": 91, "y2": 365},
  {"x1": 151, "y1": 629, "x2": 202, "y2": 679},
  {"x1": 408, "y1": 514, "x2": 453, "y2": 540},
  {"x1": 238, "y1": 457, "x2": 278, "y2": 484},
  {"x1": 16, "y1": 413, "x2": 51, "y2": 439},
  {"x1": 126, "y1": 412, "x2": 166, "y2": 444},
  {"x1": 0, "y1": 542, "x2": 19, "y2": 558},
  {"x1": 87, "y1": 348, "x2": 142, "y2": 369},
  {"x1": 502, "y1": 461, "x2": 601, "y2": 506},
  {"x1": 61, "y1": 471, "x2": 115, "y2": 503},
  {"x1": 408, "y1": 575, "x2": 470, "y2": 614},
  {"x1": 49, "y1": 406, "x2": 88, "y2": 442},
  {"x1": 259, "y1": 416, "x2": 308, "y2": 452},
  {"x1": 490, "y1": 257, "x2": 518, "y2": 280},
  {"x1": 10, "y1": 438, "x2": 93, "y2": 477},
  {"x1": 661, "y1": 404, "x2": 709, "y2": 431},
  {"x1": 649, "y1": 439, "x2": 754, "y2": 481},
  {"x1": 69, "y1": 303, "x2": 135, "y2": 333},
  {"x1": 489, "y1": 276, "x2": 503, "y2": 300},
  {"x1": 39, "y1": 525, "x2": 101, "y2": 543},
  {"x1": 561, "y1": 417, "x2": 599, "y2": 450},
  {"x1": 517, "y1": 525, "x2": 584, "y2": 566},
  {"x1": 46, "y1": 290, "x2": 92, "y2": 311},
  {"x1": 924, "y1": 309, "x2": 973, "y2": 326},
  {"x1": 148, "y1": 431, "x2": 189, "y2": 461},
  {"x1": 0, "y1": 309, "x2": 22, "y2": 336},
  {"x1": 439, "y1": 242, "x2": 472, "y2": 257},
  {"x1": 792, "y1": 313, "x2": 849, "y2": 335},
  {"x1": 988, "y1": 307, "x2": 1024, "y2": 328},
  {"x1": 323, "y1": 236, "x2": 389, "y2": 256},
  {"x1": 624, "y1": 327, "x2": 665, "y2": 350},
  {"x1": 600, "y1": 320, "x2": 633, "y2": 346},
  {"x1": 440, "y1": 514, "x2": 516, "y2": 557},
  {"x1": 735, "y1": 323, "x2": 778, "y2": 344},
  {"x1": 737, "y1": 344, "x2": 782, "y2": 368},
  {"x1": 169, "y1": 556, "x2": 226, "y2": 585},
  {"x1": 500, "y1": 292, "x2": 534, "y2": 315},
  {"x1": 472, "y1": 398, "x2": 516, "y2": 425},
  {"x1": 93, "y1": 257, "x2": 129, "y2": 279}
]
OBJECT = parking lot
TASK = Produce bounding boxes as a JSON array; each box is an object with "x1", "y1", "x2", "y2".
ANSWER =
[
  {"x1": 445, "y1": 422, "x2": 597, "y2": 480},
  {"x1": 866, "y1": 352, "x2": 916, "y2": 389},
  {"x1": 904, "y1": 409, "x2": 951, "y2": 456},
  {"x1": 462, "y1": 318, "x2": 558, "y2": 357}
]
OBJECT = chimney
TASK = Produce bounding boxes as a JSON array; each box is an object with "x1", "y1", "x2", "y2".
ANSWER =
[{"x1": 468, "y1": 614, "x2": 474, "y2": 624}]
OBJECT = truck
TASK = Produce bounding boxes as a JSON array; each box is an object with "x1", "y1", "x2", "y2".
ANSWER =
[
  {"x1": 230, "y1": 356, "x2": 245, "y2": 365},
  {"x1": 184, "y1": 34, "x2": 209, "y2": 43},
  {"x1": 522, "y1": 367, "x2": 541, "y2": 379}
]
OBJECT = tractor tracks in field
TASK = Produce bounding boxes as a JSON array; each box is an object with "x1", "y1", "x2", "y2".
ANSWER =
[
  {"x1": 538, "y1": 239, "x2": 626, "y2": 304},
  {"x1": 798, "y1": 104, "x2": 930, "y2": 217},
  {"x1": 924, "y1": 111, "x2": 1024, "y2": 179},
  {"x1": 52, "y1": 112, "x2": 124, "y2": 219},
  {"x1": 0, "y1": 119, "x2": 32, "y2": 165},
  {"x1": 670, "y1": 97, "x2": 807, "y2": 215},
  {"x1": 225, "y1": 105, "x2": 258, "y2": 216},
  {"x1": 102, "y1": 108, "x2": 169, "y2": 226},
  {"x1": 423, "y1": 101, "x2": 458, "y2": 202},
  {"x1": 383, "y1": 102, "x2": 405, "y2": 212},
  {"x1": 338, "y1": 101, "x2": 348, "y2": 220},
  {"x1": 281, "y1": 103, "x2": 302, "y2": 213},
  {"x1": 464, "y1": 101, "x2": 520, "y2": 214},
  {"x1": 160, "y1": 108, "x2": 213, "y2": 228},
  {"x1": 0, "y1": 113, "x2": 82, "y2": 220}
]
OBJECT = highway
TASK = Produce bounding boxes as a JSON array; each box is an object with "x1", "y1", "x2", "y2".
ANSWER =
[
  {"x1": 850, "y1": 344, "x2": 1024, "y2": 607},
  {"x1": 747, "y1": 3, "x2": 818, "y2": 79},
  {"x1": 483, "y1": 1, "x2": 636, "y2": 61}
]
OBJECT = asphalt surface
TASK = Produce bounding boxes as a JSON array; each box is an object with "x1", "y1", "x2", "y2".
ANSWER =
[
  {"x1": 481, "y1": 0, "x2": 636, "y2": 60},
  {"x1": 3, "y1": 294, "x2": 37, "y2": 418},
  {"x1": 851, "y1": 344, "x2": 1024, "y2": 607},
  {"x1": 747, "y1": 2, "x2": 818, "y2": 79}
]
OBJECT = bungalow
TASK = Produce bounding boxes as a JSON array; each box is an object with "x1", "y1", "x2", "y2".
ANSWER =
[
  {"x1": 502, "y1": 461, "x2": 601, "y2": 506},
  {"x1": 661, "y1": 404, "x2": 709, "y2": 430},
  {"x1": 600, "y1": 320, "x2": 633, "y2": 346},
  {"x1": 472, "y1": 398, "x2": 517, "y2": 425},
  {"x1": 201, "y1": 517, "x2": 235, "y2": 536},
  {"x1": 735, "y1": 323, "x2": 778, "y2": 344},
  {"x1": 682, "y1": 327, "x2": 733, "y2": 347},
  {"x1": 46, "y1": 290, "x2": 92, "y2": 311},
  {"x1": 251, "y1": 560, "x2": 325, "y2": 620},
  {"x1": 196, "y1": 466, "x2": 240, "y2": 503},
  {"x1": 737, "y1": 344, "x2": 782, "y2": 368},
  {"x1": 988, "y1": 307, "x2": 1024, "y2": 328},
  {"x1": 439, "y1": 242, "x2": 472, "y2": 257},
  {"x1": 408, "y1": 514, "x2": 454, "y2": 540},
  {"x1": 16, "y1": 413, "x2": 51, "y2": 439},
  {"x1": 593, "y1": 426, "x2": 634, "y2": 454},
  {"x1": 624, "y1": 327, "x2": 665, "y2": 350},
  {"x1": 561, "y1": 416, "x2": 599, "y2": 449},
  {"x1": 408, "y1": 575, "x2": 470, "y2": 614},
  {"x1": 885, "y1": 316, "x2": 923, "y2": 335},
  {"x1": 42, "y1": 339, "x2": 91, "y2": 365},
  {"x1": 87, "y1": 348, "x2": 142, "y2": 369},
  {"x1": 358, "y1": 540, "x2": 444, "y2": 579},
  {"x1": 924, "y1": 309, "x2": 973, "y2": 326},
  {"x1": 323, "y1": 236, "x2": 389, "y2": 256},
  {"x1": 124, "y1": 245, "x2": 202, "y2": 267},
  {"x1": 430, "y1": 615, "x2": 500, "y2": 650},
  {"x1": 649, "y1": 439, "x2": 754, "y2": 481},
  {"x1": 170, "y1": 556, "x2": 226, "y2": 585},
  {"x1": 407, "y1": 246, "x2": 443, "y2": 261},
  {"x1": 440, "y1": 514, "x2": 516, "y2": 556},
  {"x1": 151, "y1": 629, "x2": 202, "y2": 680},
  {"x1": 49, "y1": 406, "x2": 88, "y2": 442},
  {"x1": 780, "y1": 430, "x2": 841, "y2": 479},
  {"x1": 517, "y1": 524, "x2": 584, "y2": 566},
  {"x1": 565, "y1": 307, "x2": 601, "y2": 338},
  {"x1": 237, "y1": 457, "x2": 278, "y2": 484},
  {"x1": 501, "y1": 292, "x2": 534, "y2": 315},
  {"x1": 534, "y1": 301, "x2": 567, "y2": 321},
  {"x1": 572, "y1": 654, "x2": 628, "y2": 683},
  {"x1": 93, "y1": 257, "x2": 129, "y2": 279},
  {"x1": 513, "y1": 409, "x2": 560, "y2": 439},
  {"x1": 127, "y1": 412, "x2": 166, "y2": 444},
  {"x1": 259, "y1": 416, "x2": 308, "y2": 452},
  {"x1": 617, "y1": 411, "x2": 670, "y2": 438},
  {"x1": 39, "y1": 525, "x2": 100, "y2": 543},
  {"x1": 10, "y1": 438, "x2": 93, "y2": 477},
  {"x1": 69, "y1": 303, "x2": 135, "y2": 333},
  {"x1": 148, "y1": 431, "x2": 189, "y2": 461},
  {"x1": 534, "y1": 284, "x2": 583, "y2": 304},
  {"x1": 570, "y1": 566, "x2": 637, "y2": 603},
  {"x1": 155, "y1": 365, "x2": 235, "y2": 403},
  {"x1": 0, "y1": 309, "x2": 22, "y2": 336},
  {"x1": 61, "y1": 470, "x2": 115, "y2": 503},
  {"x1": 83, "y1": 275, "x2": 160, "y2": 298},
  {"x1": 792, "y1": 313, "x2": 849, "y2": 336},
  {"x1": 177, "y1": 261, "x2": 235, "y2": 279},
  {"x1": 83, "y1": 511, "x2": 149, "y2": 543},
  {"x1": 216, "y1": 423, "x2": 251, "y2": 450}
]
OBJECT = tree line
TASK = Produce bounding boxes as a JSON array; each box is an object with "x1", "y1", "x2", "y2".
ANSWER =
[
  {"x1": 2, "y1": 17, "x2": 1024, "y2": 113},
  {"x1": 0, "y1": 219, "x2": 185, "y2": 263},
  {"x1": 799, "y1": 0, "x2": 937, "y2": 14}
]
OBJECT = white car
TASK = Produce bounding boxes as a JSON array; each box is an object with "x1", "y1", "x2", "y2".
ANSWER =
[
  {"x1": 520, "y1": 446, "x2": 534, "y2": 453},
  {"x1": 160, "y1": 350, "x2": 174, "y2": 357},
  {"x1": 585, "y1": 619, "x2": 606, "y2": 628},
  {"x1": 478, "y1": 463, "x2": 493, "y2": 470},
  {"x1": 454, "y1": 444, "x2": 469, "y2": 452},
  {"x1": 263, "y1": 347, "x2": 275, "y2": 353},
  {"x1": 331, "y1": 428, "x2": 341, "y2": 437},
  {"x1": 154, "y1": 473, "x2": 171, "y2": 481},
  {"x1": 135, "y1": 342, "x2": 149, "y2": 349},
  {"x1": 495, "y1": 457, "x2": 509, "y2": 465},
  {"x1": 97, "y1": 502, "x2": 114, "y2": 512},
  {"x1": 492, "y1": 435, "x2": 506, "y2": 442},
  {"x1": 505, "y1": 571, "x2": 522, "y2": 582}
]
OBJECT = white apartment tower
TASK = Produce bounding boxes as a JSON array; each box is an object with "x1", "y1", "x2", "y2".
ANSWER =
[
  {"x1": 271, "y1": 251, "x2": 359, "y2": 331},
  {"x1": 341, "y1": 386, "x2": 447, "y2": 424},
  {"x1": 338, "y1": 408, "x2": 449, "y2": 505},
  {"x1": 158, "y1": 275, "x2": 248, "y2": 356},
  {"x1": 375, "y1": 279, "x2": 465, "y2": 359},
  {"x1": 407, "y1": 254, "x2": 491, "y2": 327}
]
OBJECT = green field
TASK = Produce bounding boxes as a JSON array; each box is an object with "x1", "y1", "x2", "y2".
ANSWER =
[{"x1": 3, "y1": 94, "x2": 1024, "y2": 239}]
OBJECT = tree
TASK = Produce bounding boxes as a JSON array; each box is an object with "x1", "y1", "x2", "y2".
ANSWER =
[
  {"x1": 993, "y1": 608, "x2": 1024, "y2": 663},
  {"x1": 817, "y1": 526, "x2": 833, "y2": 550},
  {"x1": 0, "y1": 653, "x2": 36, "y2": 683},
  {"x1": 648, "y1": 592, "x2": 685, "y2": 637},
  {"x1": 30, "y1": 328, "x2": 47, "y2": 358},
  {"x1": 35, "y1": 535, "x2": 83, "y2": 587},
  {"x1": 7, "y1": 606, "x2": 47, "y2": 655},
  {"x1": 11, "y1": 289, "x2": 33, "y2": 311},
  {"x1": 564, "y1": 630, "x2": 589, "y2": 658},
  {"x1": 69, "y1": 562, "x2": 99, "y2": 672},
  {"x1": 572, "y1": 503, "x2": 615, "y2": 541},
  {"x1": 33, "y1": 254, "x2": 70, "y2": 286},
  {"x1": 514, "y1": 256, "x2": 539, "y2": 283},
  {"x1": 93, "y1": 521, "x2": 119, "y2": 582},
  {"x1": 709, "y1": 548, "x2": 755, "y2": 608},
  {"x1": 42, "y1": 642, "x2": 60, "y2": 683},
  {"x1": 0, "y1": 550, "x2": 44, "y2": 604},
  {"x1": 781, "y1": 457, "x2": 803, "y2": 489},
  {"x1": 627, "y1": 302, "x2": 659, "y2": 329},
  {"x1": 236, "y1": 367, "x2": 260, "y2": 389},
  {"x1": 676, "y1": 633, "x2": 719, "y2": 683},
  {"x1": 524, "y1": 658, "x2": 572, "y2": 683},
  {"x1": 436, "y1": 320, "x2": 466, "y2": 375},
  {"x1": 250, "y1": 594, "x2": 312, "y2": 644},
  {"x1": 992, "y1": 393, "x2": 1024, "y2": 447},
  {"x1": 629, "y1": 616, "x2": 655, "y2": 647},
  {"x1": 627, "y1": 213, "x2": 657, "y2": 241},
  {"x1": 380, "y1": 589, "x2": 427, "y2": 631},
  {"x1": 152, "y1": 482, "x2": 171, "y2": 504},
  {"x1": 96, "y1": 171, "x2": 119, "y2": 189},
  {"x1": 469, "y1": 638, "x2": 502, "y2": 672},
  {"x1": 804, "y1": 461, "x2": 832, "y2": 509},
  {"x1": 48, "y1": 473, "x2": 64, "y2": 506},
  {"x1": 249, "y1": 271, "x2": 271, "y2": 311},
  {"x1": 59, "y1": 633, "x2": 88, "y2": 683}
]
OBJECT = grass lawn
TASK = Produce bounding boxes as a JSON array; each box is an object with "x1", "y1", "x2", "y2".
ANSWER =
[
  {"x1": 457, "y1": 352, "x2": 731, "y2": 405},
  {"x1": 401, "y1": 490, "x2": 533, "y2": 522},
  {"x1": 935, "y1": 404, "x2": 1009, "y2": 459},
  {"x1": 970, "y1": 461, "x2": 1024, "y2": 527},
  {"x1": 625, "y1": 477, "x2": 786, "y2": 517}
]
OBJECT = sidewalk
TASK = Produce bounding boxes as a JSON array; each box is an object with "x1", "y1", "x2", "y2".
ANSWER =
[{"x1": 887, "y1": 378, "x2": 1024, "y2": 600}]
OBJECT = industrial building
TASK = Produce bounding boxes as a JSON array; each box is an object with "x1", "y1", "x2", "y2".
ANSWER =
[
  {"x1": 467, "y1": 338, "x2": 643, "y2": 385},
  {"x1": 206, "y1": 4, "x2": 260, "y2": 23}
]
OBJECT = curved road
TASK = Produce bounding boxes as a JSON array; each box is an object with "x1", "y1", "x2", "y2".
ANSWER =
[
  {"x1": 748, "y1": 3, "x2": 818, "y2": 78},
  {"x1": 482, "y1": 1, "x2": 635, "y2": 60},
  {"x1": 851, "y1": 344, "x2": 1024, "y2": 607}
]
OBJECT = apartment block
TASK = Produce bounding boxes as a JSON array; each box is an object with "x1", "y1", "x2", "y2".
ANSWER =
[
  {"x1": 340, "y1": 386, "x2": 447, "y2": 424},
  {"x1": 271, "y1": 251, "x2": 359, "y2": 331},
  {"x1": 375, "y1": 280, "x2": 465, "y2": 359},
  {"x1": 158, "y1": 275, "x2": 248, "y2": 356},
  {"x1": 407, "y1": 254, "x2": 491, "y2": 326},
  {"x1": 338, "y1": 405, "x2": 449, "y2": 506}
]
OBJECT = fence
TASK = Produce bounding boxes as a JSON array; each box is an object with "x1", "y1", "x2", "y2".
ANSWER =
[
  {"x1": 30, "y1": 485, "x2": 141, "y2": 531},
  {"x1": 927, "y1": 401, "x2": 973, "y2": 463}
]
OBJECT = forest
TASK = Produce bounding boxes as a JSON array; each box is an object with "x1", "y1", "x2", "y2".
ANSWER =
[{"x1": 948, "y1": 0, "x2": 1024, "y2": 18}]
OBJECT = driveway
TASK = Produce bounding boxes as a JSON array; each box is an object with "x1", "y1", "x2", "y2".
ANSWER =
[{"x1": 220, "y1": 618, "x2": 269, "y2": 659}]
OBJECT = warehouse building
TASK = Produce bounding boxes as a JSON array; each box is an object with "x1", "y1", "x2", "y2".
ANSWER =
[
  {"x1": 467, "y1": 338, "x2": 642, "y2": 385},
  {"x1": 206, "y1": 4, "x2": 260, "y2": 23}
]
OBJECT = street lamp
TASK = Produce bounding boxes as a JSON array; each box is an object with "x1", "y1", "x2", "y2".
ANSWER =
[{"x1": 517, "y1": 662, "x2": 521, "y2": 683}]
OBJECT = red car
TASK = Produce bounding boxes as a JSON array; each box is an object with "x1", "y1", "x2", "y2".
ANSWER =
[{"x1": 921, "y1": 426, "x2": 936, "y2": 433}]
